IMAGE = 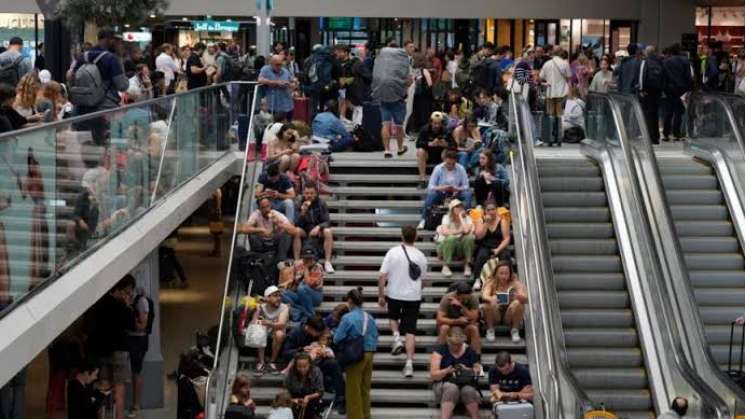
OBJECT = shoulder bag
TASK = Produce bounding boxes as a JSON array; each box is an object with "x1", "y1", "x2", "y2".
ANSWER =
[
  {"x1": 336, "y1": 312, "x2": 369, "y2": 369},
  {"x1": 401, "y1": 245, "x2": 422, "y2": 281}
]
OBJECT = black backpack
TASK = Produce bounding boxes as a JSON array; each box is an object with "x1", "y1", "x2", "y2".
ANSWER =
[
  {"x1": 133, "y1": 293, "x2": 155, "y2": 335},
  {"x1": 471, "y1": 58, "x2": 496, "y2": 93},
  {"x1": 642, "y1": 57, "x2": 666, "y2": 92},
  {"x1": 219, "y1": 52, "x2": 243, "y2": 82},
  {"x1": 0, "y1": 55, "x2": 23, "y2": 86}
]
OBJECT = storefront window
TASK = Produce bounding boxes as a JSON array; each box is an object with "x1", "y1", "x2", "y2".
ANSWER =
[
  {"x1": 696, "y1": 6, "x2": 745, "y2": 52},
  {"x1": 0, "y1": 14, "x2": 43, "y2": 66},
  {"x1": 581, "y1": 19, "x2": 604, "y2": 57},
  {"x1": 559, "y1": 19, "x2": 571, "y2": 52}
]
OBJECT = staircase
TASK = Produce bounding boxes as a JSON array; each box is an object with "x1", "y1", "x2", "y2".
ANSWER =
[
  {"x1": 538, "y1": 157, "x2": 654, "y2": 419},
  {"x1": 249, "y1": 153, "x2": 528, "y2": 418},
  {"x1": 657, "y1": 157, "x2": 745, "y2": 371}
]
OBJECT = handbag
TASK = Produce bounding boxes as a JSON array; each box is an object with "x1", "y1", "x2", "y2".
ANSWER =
[
  {"x1": 446, "y1": 364, "x2": 479, "y2": 388},
  {"x1": 401, "y1": 245, "x2": 422, "y2": 281},
  {"x1": 244, "y1": 323, "x2": 268, "y2": 348},
  {"x1": 336, "y1": 312, "x2": 369, "y2": 369}
]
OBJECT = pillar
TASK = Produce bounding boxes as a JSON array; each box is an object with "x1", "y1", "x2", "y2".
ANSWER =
[
  {"x1": 130, "y1": 249, "x2": 164, "y2": 408},
  {"x1": 42, "y1": 19, "x2": 72, "y2": 83}
]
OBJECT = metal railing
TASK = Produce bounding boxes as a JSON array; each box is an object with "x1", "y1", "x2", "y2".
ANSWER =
[
  {"x1": 205, "y1": 88, "x2": 262, "y2": 418},
  {"x1": 0, "y1": 81, "x2": 256, "y2": 318},
  {"x1": 509, "y1": 91, "x2": 592, "y2": 419}
]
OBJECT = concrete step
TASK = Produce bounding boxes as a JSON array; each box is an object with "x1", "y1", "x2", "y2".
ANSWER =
[
  {"x1": 335, "y1": 240, "x2": 436, "y2": 253},
  {"x1": 334, "y1": 256, "x2": 463, "y2": 268},
  {"x1": 322, "y1": 270, "x2": 468, "y2": 284},
  {"x1": 331, "y1": 186, "x2": 427, "y2": 197},
  {"x1": 330, "y1": 212, "x2": 420, "y2": 223},
  {"x1": 330, "y1": 174, "x2": 422, "y2": 184},
  {"x1": 323, "y1": 286, "x2": 454, "y2": 303},
  {"x1": 254, "y1": 406, "x2": 492, "y2": 419},
  {"x1": 332, "y1": 227, "x2": 435, "y2": 240},
  {"x1": 328, "y1": 200, "x2": 423, "y2": 210}
]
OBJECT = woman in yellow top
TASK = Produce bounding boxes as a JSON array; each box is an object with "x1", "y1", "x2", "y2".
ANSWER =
[
  {"x1": 481, "y1": 260, "x2": 527, "y2": 344},
  {"x1": 436, "y1": 199, "x2": 475, "y2": 278}
]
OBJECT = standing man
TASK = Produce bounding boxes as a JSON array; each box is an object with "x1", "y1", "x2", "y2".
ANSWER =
[
  {"x1": 186, "y1": 43, "x2": 208, "y2": 90},
  {"x1": 0, "y1": 36, "x2": 31, "y2": 86},
  {"x1": 615, "y1": 43, "x2": 642, "y2": 94},
  {"x1": 378, "y1": 225, "x2": 427, "y2": 378},
  {"x1": 372, "y1": 39, "x2": 412, "y2": 158},
  {"x1": 258, "y1": 54, "x2": 295, "y2": 121},
  {"x1": 127, "y1": 287, "x2": 153, "y2": 418},
  {"x1": 538, "y1": 49, "x2": 571, "y2": 144},
  {"x1": 662, "y1": 44, "x2": 693, "y2": 141},
  {"x1": 638, "y1": 46, "x2": 666, "y2": 144}
]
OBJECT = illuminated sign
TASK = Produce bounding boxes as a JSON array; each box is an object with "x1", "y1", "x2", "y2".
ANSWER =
[{"x1": 192, "y1": 20, "x2": 240, "y2": 32}]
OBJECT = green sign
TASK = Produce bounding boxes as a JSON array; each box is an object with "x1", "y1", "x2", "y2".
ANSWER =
[{"x1": 193, "y1": 20, "x2": 240, "y2": 32}]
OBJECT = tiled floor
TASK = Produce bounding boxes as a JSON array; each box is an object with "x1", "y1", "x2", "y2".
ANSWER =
[{"x1": 23, "y1": 226, "x2": 230, "y2": 419}]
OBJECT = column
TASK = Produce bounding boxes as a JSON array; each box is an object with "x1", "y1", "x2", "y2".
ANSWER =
[{"x1": 130, "y1": 249, "x2": 164, "y2": 408}]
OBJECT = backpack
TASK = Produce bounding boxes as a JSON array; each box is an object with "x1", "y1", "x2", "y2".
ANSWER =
[
  {"x1": 220, "y1": 52, "x2": 245, "y2": 82},
  {"x1": 70, "y1": 51, "x2": 109, "y2": 107},
  {"x1": 133, "y1": 293, "x2": 155, "y2": 335},
  {"x1": 471, "y1": 58, "x2": 495, "y2": 92},
  {"x1": 0, "y1": 55, "x2": 23, "y2": 86},
  {"x1": 302, "y1": 56, "x2": 319, "y2": 86},
  {"x1": 642, "y1": 57, "x2": 665, "y2": 92},
  {"x1": 455, "y1": 61, "x2": 472, "y2": 92}
]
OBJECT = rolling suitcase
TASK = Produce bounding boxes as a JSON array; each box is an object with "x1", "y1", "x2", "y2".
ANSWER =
[
  {"x1": 493, "y1": 401, "x2": 534, "y2": 418},
  {"x1": 293, "y1": 96, "x2": 312, "y2": 124},
  {"x1": 353, "y1": 101, "x2": 384, "y2": 152}
]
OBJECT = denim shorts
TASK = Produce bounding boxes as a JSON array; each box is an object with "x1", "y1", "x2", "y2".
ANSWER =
[{"x1": 380, "y1": 100, "x2": 406, "y2": 125}]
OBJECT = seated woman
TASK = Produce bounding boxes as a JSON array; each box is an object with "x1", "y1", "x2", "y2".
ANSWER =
[
  {"x1": 282, "y1": 248, "x2": 324, "y2": 323},
  {"x1": 311, "y1": 99, "x2": 354, "y2": 152},
  {"x1": 283, "y1": 352, "x2": 324, "y2": 419},
  {"x1": 473, "y1": 150, "x2": 509, "y2": 207},
  {"x1": 224, "y1": 373, "x2": 256, "y2": 419},
  {"x1": 430, "y1": 326, "x2": 482, "y2": 419},
  {"x1": 471, "y1": 200, "x2": 511, "y2": 289},
  {"x1": 481, "y1": 260, "x2": 527, "y2": 344},
  {"x1": 267, "y1": 123, "x2": 301, "y2": 174},
  {"x1": 436, "y1": 199, "x2": 475, "y2": 278},
  {"x1": 451, "y1": 115, "x2": 481, "y2": 172}
]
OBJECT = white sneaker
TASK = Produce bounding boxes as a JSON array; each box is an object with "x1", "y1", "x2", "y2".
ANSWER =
[
  {"x1": 535, "y1": 140, "x2": 546, "y2": 147},
  {"x1": 324, "y1": 261, "x2": 335, "y2": 273},
  {"x1": 417, "y1": 219, "x2": 425, "y2": 230},
  {"x1": 463, "y1": 265, "x2": 472, "y2": 277},
  {"x1": 511, "y1": 328, "x2": 522, "y2": 344},
  {"x1": 486, "y1": 328, "x2": 496, "y2": 342},
  {"x1": 391, "y1": 340, "x2": 405, "y2": 356},
  {"x1": 472, "y1": 278, "x2": 482, "y2": 291},
  {"x1": 478, "y1": 364, "x2": 485, "y2": 377},
  {"x1": 442, "y1": 265, "x2": 452, "y2": 277},
  {"x1": 403, "y1": 360, "x2": 414, "y2": 377}
]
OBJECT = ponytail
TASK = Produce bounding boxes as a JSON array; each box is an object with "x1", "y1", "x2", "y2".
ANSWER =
[{"x1": 346, "y1": 286, "x2": 364, "y2": 307}]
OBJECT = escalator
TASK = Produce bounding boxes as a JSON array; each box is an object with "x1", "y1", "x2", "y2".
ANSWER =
[
  {"x1": 658, "y1": 158, "x2": 745, "y2": 369},
  {"x1": 537, "y1": 157, "x2": 653, "y2": 418}
]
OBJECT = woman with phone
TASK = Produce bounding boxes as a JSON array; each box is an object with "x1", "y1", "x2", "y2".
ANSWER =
[{"x1": 481, "y1": 260, "x2": 527, "y2": 344}]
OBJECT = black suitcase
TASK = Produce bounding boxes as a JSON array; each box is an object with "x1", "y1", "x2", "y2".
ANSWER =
[
  {"x1": 230, "y1": 246, "x2": 276, "y2": 297},
  {"x1": 425, "y1": 204, "x2": 448, "y2": 231},
  {"x1": 727, "y1": 321, "x2": 745, "y2": 389}
]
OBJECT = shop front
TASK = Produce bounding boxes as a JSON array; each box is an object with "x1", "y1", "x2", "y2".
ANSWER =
[
  {"x1": 0, "y1": 13, "x2": 44, "y2": 67},
  {"x1": 696, "y1": 6, "x2": 745, "y2": 53}
]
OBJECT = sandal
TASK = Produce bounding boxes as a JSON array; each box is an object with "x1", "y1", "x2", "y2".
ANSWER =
[{"x1": 397, "y1": 145, "x2": 409, "y2": 156}]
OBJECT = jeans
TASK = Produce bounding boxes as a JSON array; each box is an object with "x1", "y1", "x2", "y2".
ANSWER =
[
  {"x1": 272, "y1": 198, "x2": 295, "y2": 223},
  {"x1": 456, "y1": 151, "x2": 473, "y2": 172},
  {"x1": 0, "y1": 369, "x2": 26, "y2": 419},
  {"x1": 282, "y1": 283, "x2": 323, "y2": 323},
  {"x1": 436, "y1": 234, "x2": 475, "y2": 265},
  {"x1": 421, "y1": 190, "x2": 472, "y2": 220},
  {"x1": 663, "y1": 93, "x2": 685, "y2": 139}
]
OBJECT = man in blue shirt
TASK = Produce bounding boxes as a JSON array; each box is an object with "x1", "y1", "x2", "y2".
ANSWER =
[
  {"x1": 488, "y1": 351, "x2": 533, "y2": 404},
  {"x1": 418, "y1": 150, "x2": 472, "y2": 230},
  {"x1": 0, "y1": 37, "x2": 31, "y2": 85},
  {"x1": 255, "y1": 163, "x2": 296, "y2": 222},
  {"x1": 311, "y1": 99, "x2": 354, "y2": 152},
  {"x1": 258, "y1": 54, "x2": 295, "y2": 121}
]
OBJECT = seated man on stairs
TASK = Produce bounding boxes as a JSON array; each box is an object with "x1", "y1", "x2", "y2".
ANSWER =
[
  {"x1": 255, "y1": 162, "x2": 297, "y2": 223},
  {"x1": 418, "y1": 150, "x2": 472, "y2": 230},
  {"x1": 293, "y1": 184, "x2": 335, "y2": 273},
  {"x1": 415, "y1": 111, "x2": 455, "y2": 189},
  {"x1": 436, "y1": 281, "x2": 482, "y2": 361},
  {"x1": 239, "y1": 197, "x2": 299, "y2": 267}
]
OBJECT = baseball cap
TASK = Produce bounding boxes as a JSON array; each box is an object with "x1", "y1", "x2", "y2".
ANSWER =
[
  {"x1": 302, "y1": 248, "x2": 316, "y2": 259},
  {"x1": 264, "y1": 285, "x2": 281, "y2": 298},
  {"x1": 97, "y1": 28, "x2": 122, "y2": 41}
]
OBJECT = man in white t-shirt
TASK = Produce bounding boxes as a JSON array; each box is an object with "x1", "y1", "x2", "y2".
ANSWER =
[
  {"x1": 538, "y1": 49, "x2": 571, "y2": 117},
  {"x1": 238, "y1": 197, "x2": 299, "y2": 266},
  {"x1": 155, "y1": 43, "x2": 181, "y2": 92},
  {"x1": 377, "y1": 225, "x2": 428, "y2": 377}
]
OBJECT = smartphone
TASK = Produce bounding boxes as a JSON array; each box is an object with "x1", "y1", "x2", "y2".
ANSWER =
[{"x1": 497, "y1": 292, "x2": 510, "y2": 305}]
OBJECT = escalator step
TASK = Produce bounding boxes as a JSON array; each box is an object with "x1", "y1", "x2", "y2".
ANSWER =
[
  {"x1": 662, "y1": 175, "x2": 719, "y2": 189},
  {"x1": 546, "y1": 223, "x2": 615, "y2": 239},
  {"x1": 558, "y1": 290, "x2": 629, "y2": 309},
  {"x1": 549, "y1": 239, "x2": 618, "y2": 255},
  {"x1": 545, "y1": 207, "x2": 611, "y2": 222},
  {"x1": 551, "y1": 255, "x2": 622, "y2": 272},
  {"x1": 556, "y1": 273, "x2": 627, "y2": 290},
  {"x1": 540, "y1": 177, "x2": 604, "y2": 192},
  {"x1": 670, "y1": 205, "x2": 730, "y2": 221},
  {"x1": 561, "y1": 309, "x2": 635, "y2": 328},
  {"x1": 564, "y1": 328, "x2": 639, "y2": 347},
  {"x1": 567, "y1": 348, "x2": 644, "y2": 368}
]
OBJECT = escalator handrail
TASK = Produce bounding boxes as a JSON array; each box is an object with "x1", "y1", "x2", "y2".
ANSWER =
[
  {"x1": 689, "y1": 92, "x2": 745, "y2": 158},
  {"x1": 509, "y1": 92, "x2": 592, "y2": 418},
  {"x1": 205, "y1": 88, "x2": 261, "y2": 414},
  {"x1": 598, "y1": 91, "x2": 728, "y2": 418}
]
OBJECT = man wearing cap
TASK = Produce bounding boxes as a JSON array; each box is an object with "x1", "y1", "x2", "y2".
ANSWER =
[
  {"x1": 71, "y1": 29, "x2": 129, "y2": 114},
  {"x1": 0, "y1": 37, "x2": 31, "y2": 86},
  {"x1": 251, "y1": 285, "x2": 289, "y2": 375},
  {"x1": 436, "y1": 281, "x2": 482, "y2": 355}
]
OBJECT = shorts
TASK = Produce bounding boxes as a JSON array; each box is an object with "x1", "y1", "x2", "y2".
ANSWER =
[
  {"x1": 433, "y1": 381, "x2": 481, "y2": 405},
  {"x1": 545, "y1": 97, "x2": 565, "y2": 116},
  {"x1": 127, "y1": 335, "x2": 149, "y2": 374},
  {"x1": 380, "y1": 100, "x2": 406, "y2": 126},
  {"x1": 386, "y1": 297, "x2": 421, "y2": 335},
  {"x1": 100, "y1": 351, "x2": 132, "y2": 385}
]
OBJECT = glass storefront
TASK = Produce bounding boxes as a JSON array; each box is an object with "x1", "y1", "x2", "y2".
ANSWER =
[
  {"x1": 696, "y1": 6, "x2": 745, "y2": 52},
  {"x1": 0, "y1": 14, "x2": 44, "y2": 67}
]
